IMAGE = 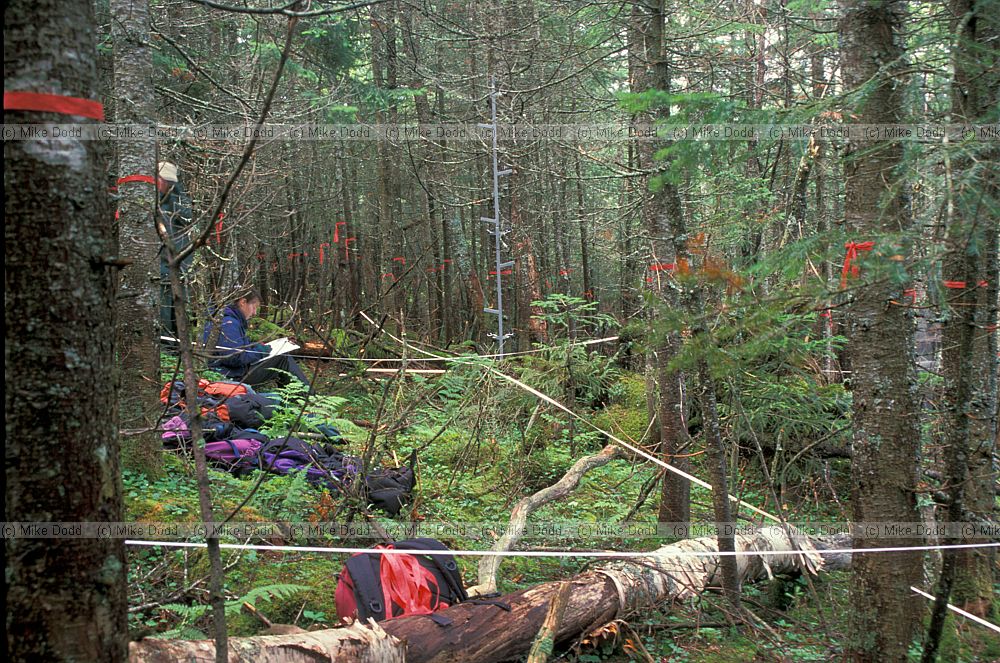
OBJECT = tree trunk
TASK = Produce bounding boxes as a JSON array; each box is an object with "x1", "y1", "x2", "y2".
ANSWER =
[
  {"x1": 5, "y1": 1, "x2": 128, "y2": 660},
  {"x1": 838, "y1": 1, "x2": 923, "y2": 659},
  {"x1": 131, "y1": 528, "x2": 850, "y2": 663},
  {"x1": 697, "y1": 359, "x2": 742, "y2": 613},
  {"x1": 111, "y1": 0, "x2": 163, "y2": 474},
  {"x1": 927, "y1": 0, "x2": 1000, "y2": 642},
  {"x1": 629, "y1": 0, "x2": 691, "y2": 527}
]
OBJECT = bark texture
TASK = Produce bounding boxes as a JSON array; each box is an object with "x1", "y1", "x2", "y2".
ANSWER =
[
  {"x1": 923, "y1": 3, "x2": 1000, "y2": 646},
  {"x1": 629, "y1": 0, "x2": 691, "y2": 527},
  {"x1": 838, "y1": 1, "x2": 924, "y2": 659},
  {"x1": 111, "y1": 0, "x2": 163, "y2": 473},
  {"x1": 4, "y1": 1, "x2": 128, "y2": 660}
]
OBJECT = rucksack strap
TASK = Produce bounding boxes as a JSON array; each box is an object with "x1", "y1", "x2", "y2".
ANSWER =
[
  {"x1": 429, "y1": 613, "x2": 453, "y2": 627},
  {"x1": 345, "y1": 554, "x2": 386, "y2": 622},
  {"x1": 396, "y1": 539, "x2": 467, "y2": 604},
  {"x1": 468, "y1": 598, "x2": 512, "y2": 611}
]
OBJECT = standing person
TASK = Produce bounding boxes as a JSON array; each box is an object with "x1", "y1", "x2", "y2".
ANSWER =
[
  {"x1": 158, "y1": 161, "x2": 193, "y2": 344},
  {"x1": 202, "y1": 290, "x2": 311, "y2": 390}
]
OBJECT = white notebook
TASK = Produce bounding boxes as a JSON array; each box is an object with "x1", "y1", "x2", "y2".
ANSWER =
[{"x1": 264, "y1": 337, "x2": 300, "y2": 360}]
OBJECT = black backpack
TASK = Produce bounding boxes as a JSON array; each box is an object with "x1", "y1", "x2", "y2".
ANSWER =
[{"x1": 364, "y1": 451, "x2": 417, "y2": 516}]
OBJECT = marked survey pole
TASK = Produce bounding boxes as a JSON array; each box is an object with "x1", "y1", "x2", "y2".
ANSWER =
[{"x1": 479, "y1": 77, "x2": 514, "y2": 356}]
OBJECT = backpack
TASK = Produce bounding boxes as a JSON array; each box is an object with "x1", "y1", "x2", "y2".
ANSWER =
[
  {"x1": 161, "y1": 414, "x2": 265, "y2": 472},
  {"x1": 204, "y1": 438, "x2": 263, "y2": 472},
  {"x1": 364, "y1": 451, "x2": 417, "y2": 516},
  {"x1": 226, "y1": 393, "x2": 279, "y2": 429},
  {"x1": 160, "y1": 412, "x2": 236, "y2": 445},
  {"x1": 335, "y1": 538, "x2": 468, "y2": 624},
  {"x1": 160, "y1": 379, "x2": 249, "y2": 404},
  {"x1": 160, "y1": 380, "x2": 250, "y2": 421},
  {"x1": 257, "y1": 437, "x2": 360, "y2": 489}
]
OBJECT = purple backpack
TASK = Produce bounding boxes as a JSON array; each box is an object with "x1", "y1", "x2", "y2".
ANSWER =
[
  {"x1": 161, "y1": 415, "x2": 262, "y2": 471},
  {"x1": 204, "y1": 438, "x2": 263, "y2": 471},
  {"x1": 257, "y1": 437, "x2": 359, "y2": 489}
]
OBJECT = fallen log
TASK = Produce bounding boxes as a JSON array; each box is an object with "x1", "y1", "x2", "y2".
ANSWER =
[{"x1": 130, "y1": 528, "x2": 851, "y2": 663}]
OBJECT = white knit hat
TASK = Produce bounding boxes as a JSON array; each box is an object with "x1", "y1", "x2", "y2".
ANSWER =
[{"x1": 158, "y1": 161, "x2": 179, "y2": 182}]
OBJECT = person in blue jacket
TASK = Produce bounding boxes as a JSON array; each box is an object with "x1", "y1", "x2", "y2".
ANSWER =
[{"x1": 202, "y1": 290, "x2": 310, "y2": 389}]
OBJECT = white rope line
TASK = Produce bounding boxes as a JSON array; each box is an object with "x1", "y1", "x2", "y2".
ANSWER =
[
  {"x1": 125, "y1": 539, "x2": 1000, "y2": 558},
  {"x1": 356, "y1": 311, "x2": 782, "y2": 524},
  {"x1": 160, "y1": 335, "x2": 619, "y2": 363},
  {"x1": 909, "y1": 585, "x2": 1000, "y2": 633}
]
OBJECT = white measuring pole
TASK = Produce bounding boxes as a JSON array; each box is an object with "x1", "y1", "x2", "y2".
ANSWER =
[{"x1": 478, "y1": 76, "x2": 514, "y2": 356}]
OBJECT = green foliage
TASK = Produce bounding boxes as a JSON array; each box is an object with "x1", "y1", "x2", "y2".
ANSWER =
[
  {"x1": 156, "y1": 583, "x2": 310, "y2": 639},
  {"x1": 257, "y1": 382, "x2": 364, "y2": 443},
  {"x1": 531, "y1": 294, "x2": 618, "y2": 338}
]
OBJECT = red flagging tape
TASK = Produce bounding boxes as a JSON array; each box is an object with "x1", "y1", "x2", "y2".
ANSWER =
[
  {"x1": 943, "y1": 280, "x2": 988, "y2": 289},
  {"x1": 840, "y1": 241, "x2": 875, "y2": 288},
  {"x1": 4, "y1": 91, "x2": 105, "y2": 120},
  {"x1": 117, "y1": 174, "x2": 156, "y2": 186}
]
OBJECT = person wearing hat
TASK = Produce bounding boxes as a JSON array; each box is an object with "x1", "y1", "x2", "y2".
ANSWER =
[{"x1": 158, "y1": 161, "x2": 193, "y2": 345}]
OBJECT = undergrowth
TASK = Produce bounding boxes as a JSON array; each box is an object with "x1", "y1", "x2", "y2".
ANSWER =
[{"x1": 123, "y1": 345, "x2": 994, "y2": 663}]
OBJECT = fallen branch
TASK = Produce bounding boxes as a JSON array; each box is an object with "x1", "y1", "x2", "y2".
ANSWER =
[
  {"x1": 130, "y1": 528, "x2": 851, "y2": 663},
  {"x1": 470, "y1": 444, "x2": 623, "y2": 596}
]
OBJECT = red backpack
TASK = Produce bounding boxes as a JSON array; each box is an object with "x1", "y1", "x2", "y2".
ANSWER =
[{"x1": 335, "y1": 538, "x2": 468, "y2": 625}]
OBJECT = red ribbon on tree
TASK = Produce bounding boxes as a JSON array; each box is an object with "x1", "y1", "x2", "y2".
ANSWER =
[
  {"x1": 4, "y1": 90, "x2": 105, "y2": 120},
  {"x1": 116, "y1": 174, "x2": 156, "y2": 186},
  {"x1": 840, "y1": 241, "x2": 875, "y2": 288},
  {"x1": 943, "y1": 280, "x2": 988, "y2": 289},
  {"x1": 214, "y1": 213, "x2": 225, "y2": 245}
]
